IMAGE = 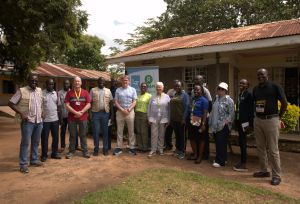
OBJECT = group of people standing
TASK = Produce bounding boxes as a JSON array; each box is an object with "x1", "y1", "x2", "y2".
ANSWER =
[{"x1": 9, "y1": 68, "x2": 287, "y2": 186}]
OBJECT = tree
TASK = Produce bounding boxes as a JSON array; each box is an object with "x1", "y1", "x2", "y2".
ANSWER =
[
  {"x1": 65, "y1": 35, "x2": 106, "y2": 71},
  {"x1": 0, "y1": 0, "x2": 88, "y2": 81},
  {"x1": 115, "y1": 0, "x2": 300, "y2": 51}
]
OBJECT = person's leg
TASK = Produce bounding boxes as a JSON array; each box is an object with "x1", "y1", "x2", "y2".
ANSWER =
[
  {"x1": 150, "y1": 121, "x2": 159, "y2": 152},
  {"x1": 30, "y1": 122, "x2": 43, "y2": 164},
  {"x1": 116, "y1": 111, "x2": 125, "y2": 149},
  {"x1": 266, "y1": 117, "x2": 281, "y2": 179},
  {"x1": 158, "y1": 122, "x2": 166, "y2": 153},
  {"x1": 20, "y1": 122, "x2": 34, "y2": 168},
  {"x1": 195, "y1": 132, "x2": 205, "y2": 163},
  {"x1": 140, "y1": 113, "x2": 149, "y2": 151},
  {"x1": 254, "y1": 118, "x2": 269, "y2": 173},
  {"x1": 126, "y1": 110, "x2": 136, "y2": 150},
  {"x1": 164, "y1": 125, "x2": 173, "y2": 149},
  {"x1": 214, "y1": 126, "x2": 228, "y2": 166},
  {"x1": 50, "y1": 120, "x2": 59, "y2": 157},
  {"x1": 79, "y1": 121, "x2": 88, "y2": 154},
  {"x1": 68, "y1": 121, "x2": 77, "y2": 153},
  {"x1": 134, "y1": 112, "x2": 142, "y2": 150},
  {"x1": 189, "y1": 126, "x2": 197, "y2": 159},
  {"x1": 92, "y1": 112, "x2": 101, "y2": 153},
  {"x1": 41, "y1": 122, "x2": 50, "y2": 159},
  {"x1": 237, "y1": 121, "x2": 247, "y2": 165},
  {"x1": 203, "y1": 119, "x2": 210, "y2": 159},
  {"x1": 173, "y1": 122, "x2": 180, "y2": 151},
  {"x1": 60, "y1": 118, "x2": 68, "y2": 149},
  {"x1": 100, "y1": 112, "x2": 109, "y2": 153}
]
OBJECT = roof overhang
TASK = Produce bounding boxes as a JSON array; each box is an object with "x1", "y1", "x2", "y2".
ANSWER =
[{"x1": 107, "y1": 35, "x2": 300, "y2": 64}]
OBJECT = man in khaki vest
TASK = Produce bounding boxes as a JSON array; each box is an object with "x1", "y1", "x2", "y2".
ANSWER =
[
  {"x1": 90, "y1": 77, "x2": 113, "y2": 156},
  {"x1": 8, "y1": 74, "x2": 43, "y2": 173}
]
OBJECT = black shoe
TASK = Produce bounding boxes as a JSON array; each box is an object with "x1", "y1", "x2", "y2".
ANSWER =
[
  {"x1": 271, "y1": 177, "x2": 281, "y2": 186},
  {"x1": 93, "y1": 151, "x2": 99, "y2": 156},
  {"x1": 83, "y1": 152, "x2": 90, "y2": 158},
  {"x1": 66, "y1": 152, "x2": 74, "y2": 159},
  {"x1": 20, "y1": 166, "x2": 29, "y2": 174},
  {"x1": 30, "y1": 161, "x2": 43, "y2": 167},
  {"x1": 129, "y1": 149, "x2": 136, "y2": 155},
  {"x1": 51, "y1": 154, "x2": 61, "y2": 159},
  {"x1": 103, "y1": 150, "x2": 109, "y2": 156},
  {"x1": 41, "y1": 157, "x2": 47, "y2": 162},
  {"x1": 253, "y1": 171, "x2": 271, "y2": 178}
]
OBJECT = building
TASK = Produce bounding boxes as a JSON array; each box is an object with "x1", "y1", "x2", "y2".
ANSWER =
[
  {"x1": 107, "y1": 19, "x2": 300, "y2": 107},
  {"x1": 0, "y1": 62, "x2": 111, "y2": 105}
]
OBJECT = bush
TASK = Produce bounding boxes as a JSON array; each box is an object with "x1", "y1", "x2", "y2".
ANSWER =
[{"x1": 279, "y1": 102, "x2": 300, "y2": 132}]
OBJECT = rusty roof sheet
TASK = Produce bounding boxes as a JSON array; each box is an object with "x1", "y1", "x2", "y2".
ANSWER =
[
  {"x1": 32, "y1": 62, "x2": 111, "y2": 81},
  {"x1": 111, "y1": 19, "x2": 300, "y2": 59}
]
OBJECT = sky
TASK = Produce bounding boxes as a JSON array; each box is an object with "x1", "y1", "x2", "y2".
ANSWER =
[{"x1": 80, "y1": 0, "x2": 167, "y2": 55}]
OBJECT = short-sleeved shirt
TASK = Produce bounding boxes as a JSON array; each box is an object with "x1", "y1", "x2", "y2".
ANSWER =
[
  {"x1": 253, "y1": 81, "x2": 286, "y2": 116},
  {"x1": 42, "y1": 89, "x2": 59, "y2": 122},
  {"x1": 58, "y1": 89, "x2": 69, "y2": 118},
  {"x1": 135, "y1": 92, "x2": 152, "y2": 113},
  {"x1": 115, "y1": 86, "x2": 137, "y2": 109},
  {"x1": 9, "y1": 86, "x2": 43, "y2": 123},
  {"x1": 90, "y1": 88, "x2": 113, "y2": 110},
  {"x1": 192, "y1": 96, "x2": 209, "y2": 117},
  {"x1": 64, "y1": 88, "x2": 91, "y2": 121}
]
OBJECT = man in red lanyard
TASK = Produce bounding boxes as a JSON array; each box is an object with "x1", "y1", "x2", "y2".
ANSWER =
[{"x1": 64, "y1": 76, "x2": 91, "y2": 159}]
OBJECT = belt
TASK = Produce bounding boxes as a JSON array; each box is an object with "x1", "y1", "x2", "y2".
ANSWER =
[{"x1": 256, "y1": 114, "x2": 278, "y2": 120}]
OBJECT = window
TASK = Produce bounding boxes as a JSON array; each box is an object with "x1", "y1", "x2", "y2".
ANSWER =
[
  {"x1": 184, "y1": 66, "x2": 207, "y2": 95},
  {"x1": 3, "y1": 80, "x2": 15, "y2": 94}
]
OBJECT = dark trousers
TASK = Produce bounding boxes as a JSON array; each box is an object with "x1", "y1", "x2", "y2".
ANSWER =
[
  {"x1": 41, "y1": 120, "x2": 59, "y2": 158},
  {"x1": 164, "y1": 125, "x2": 173, "y2": 148},
  {"x1": 60, "y1": 118, "x2": 68, "y2": 148},
  {"x1": 203, "y1": 119, "x2": 210, "y2": 159},
  {"x1": 172, "y1": 121, "x2": 185, "y2": 153},
  {"x1": 68, "y1": 120, "x2": 88, "y2": 153},
  {"x1": 236, "y1": 121, "x2": 247, "y2": 163},
  {"x1": 213, "y1": 125, "x2": 229, "y2": 166},
  {"x1": 92, "y1": 111, "x2": 109, "y2": 152}
]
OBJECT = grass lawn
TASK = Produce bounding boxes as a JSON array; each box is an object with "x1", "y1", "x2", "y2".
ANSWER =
[{"x1": 76, "y1": 168, "x2": 299, "y2": 204}]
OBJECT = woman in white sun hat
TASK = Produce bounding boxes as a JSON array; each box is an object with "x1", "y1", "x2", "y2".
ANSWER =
[{"x1": 209, "y1": 82, "x2": 235, "y2": 168}]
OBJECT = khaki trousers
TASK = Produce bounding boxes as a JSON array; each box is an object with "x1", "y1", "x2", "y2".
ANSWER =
[
  {"x1": 116, "y1": 110, "x2": 136, "y2": 149},
  {"x1": 134, "y1": 112, "x2": 149, "y2": 151},
  {"x1": 151, "y1": 117, "x2": 166, "y2": 152},
  {"x1": 254, "y1": 117, "x2": 281, "y2": 178}
]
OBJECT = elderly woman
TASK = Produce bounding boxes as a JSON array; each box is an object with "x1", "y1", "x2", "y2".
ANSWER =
[
  {"x1": 209, "y1": 82, "x2": 235, "y2": 168},
  {"x1": 147, "y1": 82, "x2": 170, "y2": 157},
  {"x1": 135, "y1": 82, "x2": 152, "y2": 152},
  {"x1": 188, "y1": 84, "x2": 209, "y2": 164}
]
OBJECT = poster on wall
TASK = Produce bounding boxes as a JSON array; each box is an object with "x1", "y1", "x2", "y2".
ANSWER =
[{"x1": 127, "y1": 66, "x2": 159, "y2": 95}]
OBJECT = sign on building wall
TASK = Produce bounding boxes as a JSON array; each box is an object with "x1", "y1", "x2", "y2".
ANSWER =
[{"x1": 127, "y1": 66, "x2": 159, "y2": 95}]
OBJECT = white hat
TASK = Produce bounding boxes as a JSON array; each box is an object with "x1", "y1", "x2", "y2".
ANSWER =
[{"x1": 218, "y1": 82, "x2": 228, "y2": 91}]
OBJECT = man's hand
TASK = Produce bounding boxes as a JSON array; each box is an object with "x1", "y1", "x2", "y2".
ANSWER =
[
  {"x1": 21, "y1": 112, "x2": 28, "y2": 122},
  {"x1": 74, "y1": 111, "x2": 83, "y2": 118}
]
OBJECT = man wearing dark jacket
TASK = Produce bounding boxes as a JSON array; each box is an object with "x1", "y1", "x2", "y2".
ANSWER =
[{"x1": 233, "y1": 79, "x2": 254, "y2": 172}]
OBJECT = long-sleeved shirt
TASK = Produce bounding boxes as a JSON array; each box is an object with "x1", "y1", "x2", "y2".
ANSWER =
[
  {"x1": 170, "y1": 91, "x2": 190, "y2": 122},
  {"x1": 148, "y1": 93, "x2": 170, "y2": 123}
]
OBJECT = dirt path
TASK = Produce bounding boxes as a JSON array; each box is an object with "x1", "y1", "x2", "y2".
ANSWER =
[{"x1": 0, "y1": 115, "x2": 300, "y2": 204}]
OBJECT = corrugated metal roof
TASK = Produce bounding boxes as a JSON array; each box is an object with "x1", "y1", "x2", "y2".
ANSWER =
[
  {"x1": 32, "y1": 62, "x2": 111, "y2": 81},
  {"x1": 111, "y1": 19, "x2": 300, "y2": 59}
]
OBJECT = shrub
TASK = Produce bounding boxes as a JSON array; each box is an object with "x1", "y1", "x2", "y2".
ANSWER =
[{"x1": 278, "y1": 102, "x2": 300, "y2": 132}]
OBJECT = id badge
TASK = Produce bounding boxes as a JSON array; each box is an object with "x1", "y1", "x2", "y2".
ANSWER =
[{"x1": 75, "y1": 101, "x2": 81, "y2": 106}]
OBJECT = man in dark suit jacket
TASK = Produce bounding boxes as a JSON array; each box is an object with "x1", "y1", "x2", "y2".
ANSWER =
[{"x1": 233, "y1": 79, "x2": 254, "y2": 172}]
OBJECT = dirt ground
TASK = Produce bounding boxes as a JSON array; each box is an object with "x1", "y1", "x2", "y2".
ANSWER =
[{"x1": 0, "y1": 113, "x2": 300, "y2": 204}]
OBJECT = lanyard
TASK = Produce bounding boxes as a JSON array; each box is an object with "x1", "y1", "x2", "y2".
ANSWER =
[
  {"x1": 75, "y1": 88, "x2": 81, "y2": 101},
  {"x1": 156, "y1": 95, "x2": 161, "y2": 109}
]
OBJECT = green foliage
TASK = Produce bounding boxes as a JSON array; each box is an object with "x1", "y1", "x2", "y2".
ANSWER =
[
  {"x1": 114, "y1": 0, "x2": 300, "y2": 50},
  {"x1": 279, "y1": 102, "x2": 300, "y2": 132},
  {"x1": 65, "y1": 35, "x2": 106, "y2": 71},
  {"x1": 0, "y1": 0, "x2": 88, "y2": 82}
]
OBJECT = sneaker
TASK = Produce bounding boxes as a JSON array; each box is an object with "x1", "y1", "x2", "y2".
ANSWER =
[
  {"x1": 233, "y1": 163, "x2": 248, "y2": 172},
  {"x1": 113, "y1": 148, "x2": 122, "y2": 156},
  {"x1": 129, "y1": 149, "x2": 136, "y2": 155},
  {"x1": 173, "y1": 149, "x2": 180, "y2": 157},
  {"x1": 253, "y1": 171, "x2": 270, "y2": 178},
  {"x1": 148, "y1": 151, "x2": 156, "y2": 157},
  {"x1": 271, "y1": 177, "x2": 281, "y2": 186},
  {"x1": 213, "y1": 162, "x2": 221, "y2": 168},
  {"x1": 177, "y1": 153, "x2": 185, "y2": 160},
  {"x1": 66, "y1": 152, "x2": 74, "y2": 159},
  {"x1": 83, "y1": 152, "x2": 90, "y2": 158},
  {"x1": 93, "y1": 151, "x2": 99, "y2": 156},
  {"x1": 30, "y1": 161, "x2": 43, "y2": 167},
  {"x1": 20, "y1": 166, "x2": 29, "y2": 174},
  {"x1": 159, "y1": 150, "x2": 164, "y2": 156}
]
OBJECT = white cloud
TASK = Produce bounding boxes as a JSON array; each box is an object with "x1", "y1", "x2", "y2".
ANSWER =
[{"x1": 80, "y1": 0, "x2": 167, "y2": 55}]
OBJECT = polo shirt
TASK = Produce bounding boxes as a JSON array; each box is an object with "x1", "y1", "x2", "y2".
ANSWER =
[
  {"x1": 253, "y1": 81, "x2": 286, "y2": 116},
  {"x1": 65, "y1": 88, "x2": 91, "y2": 121}
]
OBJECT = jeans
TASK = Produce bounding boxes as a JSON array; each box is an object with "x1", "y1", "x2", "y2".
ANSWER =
[
  {"x1": 92, "y1": 111, "x2": 109, "y2": 152},
  {"x1": 20, "y1": 122, "x2": 43, "y2": 167},
  {"x1": 213, "y1": 125, "x2": 229, "y2": 166},
  {"x1": 68, "y1": 120, "x2": 88, "y2": 153},
  {"x1": 41, "y1": 120, "x2": 59, "y2": 158},
  {"x1": 172, "y1": 121, "x2": 185, "y2": 153},
  {"x1": 236, "y1": 120, "x2": 247, "y2": 163}
]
